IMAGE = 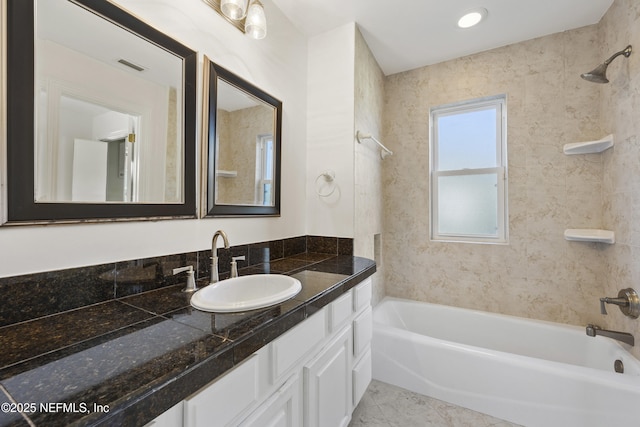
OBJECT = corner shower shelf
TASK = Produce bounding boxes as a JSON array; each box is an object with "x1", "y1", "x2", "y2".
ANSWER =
[
  {"x1": 563, "y1": 134, "x2": 614, "y2": 155},
  {"x1": 564, "y1": 229, "x2": 615, "y2": 244}
]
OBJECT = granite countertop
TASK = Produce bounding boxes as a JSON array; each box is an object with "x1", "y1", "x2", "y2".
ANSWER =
[{"x1": 0, "y1": 253, "x2": 375, "y2": 427}]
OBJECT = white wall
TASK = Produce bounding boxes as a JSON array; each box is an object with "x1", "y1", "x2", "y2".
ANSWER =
[
  {"x1": 306, "y1": 23, "x2": 356, "y2": 238},
  {"x1": 0, "y1": 0, "x2": 308, "y2": 277},
  {"x1": 38, "y1": 40, "x2": 171, "y2": 202},
  {"x1": 353, "y1": 28, "x2": 385, "y2": 305}
]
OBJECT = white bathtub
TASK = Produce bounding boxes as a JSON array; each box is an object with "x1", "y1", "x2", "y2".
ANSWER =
[{"x1": 372, "y1": 297, "x2": 640, "y2": 427}]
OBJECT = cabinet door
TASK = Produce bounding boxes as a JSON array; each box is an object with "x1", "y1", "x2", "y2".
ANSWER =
[
  {"x1": 240, "y1": 374, "x2": 301, "y2": 427},
  {"x1": 352, "y1": 348, "x2": 372, "y2": 407},
  {"x1": 184, "y1": 355, "x2": 259, "y2": 427},
  {"x1": 303, "y1": 326, "x2": 352, "y2": 427}
]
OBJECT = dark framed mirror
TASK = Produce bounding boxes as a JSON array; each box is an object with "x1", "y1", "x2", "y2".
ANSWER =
[
  {"x1": 6, "y1": 0, "x2": 197, "y2": 223},
  {"x1": 202, "y1": 58, "x2": 282, "y2": 217}
]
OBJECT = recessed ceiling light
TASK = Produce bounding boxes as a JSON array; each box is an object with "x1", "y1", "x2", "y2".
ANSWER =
[{"x1": 457, "y1": 8, "x2": 487, "y2": 29}]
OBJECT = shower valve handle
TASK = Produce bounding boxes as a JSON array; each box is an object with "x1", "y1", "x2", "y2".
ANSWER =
[
  {"x1": 599, "y1": 288, "x2": 640, "y2": 319},
  {"x1": 599, "y1": 297, "x2": 627, "y2": 315}
]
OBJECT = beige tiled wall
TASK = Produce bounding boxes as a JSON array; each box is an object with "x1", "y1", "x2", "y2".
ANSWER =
[
  {"x1": 600, "y1": 0, "x2": 640, "y2": 359},
  {"x1": 382, "y1": 24, "x2": 615, "y2": 326},
  {"x1": 216, "y1": 105, "x2": 274, "y2": 205}
]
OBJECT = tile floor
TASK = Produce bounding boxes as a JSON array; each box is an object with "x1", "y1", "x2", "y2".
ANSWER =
[{"x1": 348, "y1": 380, "x2": 522, "y2": 427}]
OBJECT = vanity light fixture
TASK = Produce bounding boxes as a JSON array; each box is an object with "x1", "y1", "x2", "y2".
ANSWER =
[
  {"x1": 203, "y1": 0, "x2": 267, "y2": 39},
  {"x1": 245, "y1": 0, "x2": 267, "y2": 39},
  {"x1": 221, "y1": 0, "x2": 248, "y2": 20},
  {"x1": 457, "y1": 8, "x2": 487, "y2": 29}
]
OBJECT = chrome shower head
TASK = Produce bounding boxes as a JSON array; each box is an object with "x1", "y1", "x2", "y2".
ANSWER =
[{"x1": 581, "y1": 45, "x2": 632, "y2": 84}]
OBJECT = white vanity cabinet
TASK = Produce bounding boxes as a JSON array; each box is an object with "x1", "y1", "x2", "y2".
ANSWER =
[{"x1": 147, "y1": 277, "x2": 373, "y2": 427}]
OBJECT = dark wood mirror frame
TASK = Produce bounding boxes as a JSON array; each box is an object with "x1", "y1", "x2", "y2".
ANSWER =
[
  {"x1": 204, "y1": 60, "x2": 282, "y2": 217},
  {"x1": 5, "y1": 0, "x2": 197, "y2": 224}
]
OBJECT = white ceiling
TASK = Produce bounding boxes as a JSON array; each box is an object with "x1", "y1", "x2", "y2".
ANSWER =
[
  {"x1": 271, "y1": 0, "x2": 614, "y2": 76},
  {"x1": 39, "y1": 0, "x2": 182, "y2": 87}
]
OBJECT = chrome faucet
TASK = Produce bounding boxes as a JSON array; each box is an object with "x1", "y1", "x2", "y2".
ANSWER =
[
  {"x1": 586, "y1": 324, "x2": 634, "y2": 346},
  {"x1": 210, "y1": 230, "x2": 230, "y2": 284}
]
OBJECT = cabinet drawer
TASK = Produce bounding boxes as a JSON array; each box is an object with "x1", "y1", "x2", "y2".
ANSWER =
[
  {"x1": 271, "y1": 309, "x2": 326, "y2": 382},
  {"x1": 353, "y1": 306, "x2": 372, "y2": 358},
  {"x1": 329, "y1": 291, "x2": 353, "y2": 332},
  {"x1": 184, "y1": 355, "x2": 258, "y2": 427},
  {"x1": 353, "y1": 279, "x2": 372, "y2": 312},
  {"x1": 352, "y1": 348, "x2": 372, "y2": 407}
]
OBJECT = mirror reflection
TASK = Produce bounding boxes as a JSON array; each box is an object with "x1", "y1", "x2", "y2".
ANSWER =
[
  {"x1": 204, "y1": 60, "x2": 282, "y2": 217},
  {"x1": 6, "y1": 0, "x2": 197, "y2": 223},
  {"x1": 35, "y1": 0, "x2": 184, "y2": 204},
  {"x1": 215, "y1": 79, "x2": 276, "y2": 207}
]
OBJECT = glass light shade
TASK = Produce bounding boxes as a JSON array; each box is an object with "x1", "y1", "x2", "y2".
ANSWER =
[
  {"x1": 245, "y1": 1, "x2": 267, "y2": 39},
  {"x1": 221, "y1": 0, "x2": 248, "y2": 20}
]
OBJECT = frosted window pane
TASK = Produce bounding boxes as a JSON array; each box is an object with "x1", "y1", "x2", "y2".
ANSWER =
[
  {"x1": 437, "y1": 173, "x2": 498, "y2": 236},
  {"x1": 265, "y1": 139, "x2": 273, "y2": 179},
  {"x1": 437, "y1": 108, "x2": 497, "y2": 170}
]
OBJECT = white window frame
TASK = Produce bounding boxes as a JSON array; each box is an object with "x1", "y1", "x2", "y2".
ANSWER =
[
  {"x1": 255, "y1": 134, "x2": 273, "y2": 206},
  {"x1": 429, "y1": 95, "x2": 508, "y2": 244}
]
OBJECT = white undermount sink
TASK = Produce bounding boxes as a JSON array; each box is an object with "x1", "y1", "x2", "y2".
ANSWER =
[{"x1": 190, "y1": 274, "x2": 302, "y2": 313}]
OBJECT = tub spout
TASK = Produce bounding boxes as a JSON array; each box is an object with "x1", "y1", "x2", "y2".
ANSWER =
[{"x1": 586, "y1": 324, "x2": 634, "y2": 346}]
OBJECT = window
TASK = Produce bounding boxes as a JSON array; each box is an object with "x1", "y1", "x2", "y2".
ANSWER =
[
  {"x1": 430, "y1": 95, "x2": 507, "y2": 243},
  {"x1": 255, "y1": 134, "x2": 274, "y2": 206}
]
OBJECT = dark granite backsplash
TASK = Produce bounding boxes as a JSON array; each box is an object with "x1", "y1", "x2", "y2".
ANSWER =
[{"x1": 0, "y1": 236, "x2": 352, "y2": 328}]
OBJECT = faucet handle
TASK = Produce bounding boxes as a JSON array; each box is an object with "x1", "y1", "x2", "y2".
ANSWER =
[
  {"x1": 599, "y1": 298, "x2": 609, "y2": 315},
  {"x1": 599, "y1": 288, "x2": 640, "y2": 319},
  {"x1": 600, "y1": 296, "x2": 628, "y2": 315},
  {"x1": 173, "y1": 265, "x2": 197, "y2": 293},
  {"x1": 230, "y1": 256, "x2": 246, "y2": 278},
  {"x1": 172, "y1": 266, "x2": 193, "y2": 275}
]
